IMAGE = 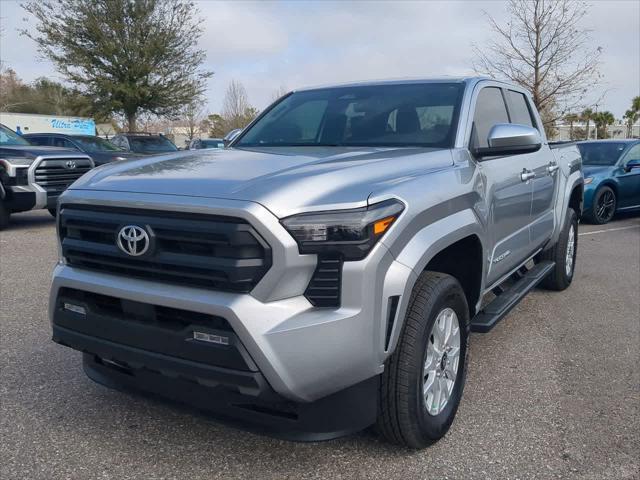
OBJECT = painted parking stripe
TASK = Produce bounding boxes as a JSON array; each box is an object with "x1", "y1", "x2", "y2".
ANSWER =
[{"x1": 578, "y1": 225, "x2": 640, "y2": 236}]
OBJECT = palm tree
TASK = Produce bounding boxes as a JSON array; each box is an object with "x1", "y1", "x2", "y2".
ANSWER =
[
  {"x1": 623, "y1": 110, "x2": 637, "y2": 138},
  {"x1": 593, "y1": 111, "x2": 615, "y2": 139},
  {"x1": 580, "y1": 108, "x2": 594, "y2": 140},
  {"x1": 564, "y1": 113, "x2": 580, "y2": 140}
]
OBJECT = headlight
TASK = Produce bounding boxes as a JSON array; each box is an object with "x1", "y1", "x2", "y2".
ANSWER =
[
  {"x1": 584, "y1": 177, "x2": 593, "y2": 185},
  {"x1": 281, "y1": 199, "x2": 405, "y2": 261}
]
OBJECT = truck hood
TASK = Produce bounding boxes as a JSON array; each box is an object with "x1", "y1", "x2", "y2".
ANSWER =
[
  {"x1": 0, "y1": 145, "x2": 83, "y2": 164},
  {"x1": 71, "y1": 146, "x2": 453, "y2": 217}
]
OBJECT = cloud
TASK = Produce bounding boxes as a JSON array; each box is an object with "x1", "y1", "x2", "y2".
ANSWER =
[{"x1": 1, "y1": 0, "x2": 638, "y2": 118}]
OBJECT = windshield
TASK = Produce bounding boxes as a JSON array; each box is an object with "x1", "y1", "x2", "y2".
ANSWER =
[
  {"x1": 236, "y1": 83, "x2": 464, "y2": 148},
  {"x1": 73, "y1": 136, "x2": 122, "y2": 152},
  {"x1": 0, "y1": 124, "x2": 31, "y2": 146},
  {"x1": 578, "y1": 142, "x2": 627, "y2": 166},
  {"x1": 129, "y1": 136, "x2": 178, "y2": 153},
  {"x1": 201, "y1": 139, "x2": 224, "y2": 148}
]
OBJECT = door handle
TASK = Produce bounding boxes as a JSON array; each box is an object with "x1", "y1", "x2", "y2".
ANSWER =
[
  {"x1": 547, "y1": 163, "x2": 559, "y2": 174},
  {"x1": 520, "y1": 169, "x2": 536, "y2": 182}
]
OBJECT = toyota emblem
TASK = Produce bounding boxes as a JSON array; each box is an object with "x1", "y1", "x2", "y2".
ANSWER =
[
  {"x1": 116, "y1": 225, "x2": 150, "y2": 256},
  {"x1": 65, "y1": 160, "x2": 77, "y2": 169}
]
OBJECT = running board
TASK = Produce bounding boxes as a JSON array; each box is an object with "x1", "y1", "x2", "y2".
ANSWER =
[{"x1": 470, "y1": 261, "x2": 555, "y2": 333}]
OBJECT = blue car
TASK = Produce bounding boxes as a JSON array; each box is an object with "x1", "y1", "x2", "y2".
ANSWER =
[{"x1": 577, "y1": 140, "x2": 640, "y2": 224}]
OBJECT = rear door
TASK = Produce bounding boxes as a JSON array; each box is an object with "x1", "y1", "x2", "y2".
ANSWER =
[
  {"x1": 504, "y1": 89, "x2": 557, "y2": 249},
  {"x1": 470, "y1": 85, "x2": 533, "y2": 285},
  {"x1": 617, "y1": 143, "x2": 640, "y2": 209}
]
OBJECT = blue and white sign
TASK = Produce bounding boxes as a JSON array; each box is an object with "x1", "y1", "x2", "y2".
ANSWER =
[{"x1": 49, "y1": 117, "x2": 96, "y2": 135}]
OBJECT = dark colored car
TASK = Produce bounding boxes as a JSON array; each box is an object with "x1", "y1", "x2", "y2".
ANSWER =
[
  {"x1": 110, "y1": 133, "x2": 178, "y2": 155},
  {"x1": 0, "y1": 124, "x2": 93, "y2": 228},
  {"x1": 23, "y1": 133, "x2": 139, "y2": 166},
  {"x1": 577, "y1": 140, "x2": 640, "y2": 224},
  {"x1": 188, "y1": 138, "x2": 225, "y2": 150}
]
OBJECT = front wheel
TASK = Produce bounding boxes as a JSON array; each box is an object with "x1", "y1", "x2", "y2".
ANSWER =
[
  {"x1": 376, "y1": 271, "x2": 469, "y2": 448},
  {"x1": 589, "y1": 186, "x2": 616, "y2": 224},
  {"x1": 539, "y1": 207, "x2": 578, "y2": 291}
]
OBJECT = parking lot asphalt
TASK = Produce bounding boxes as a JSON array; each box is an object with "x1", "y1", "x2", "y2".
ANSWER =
[{"x1": 1, "y1": 210, "x2": 639, "y2": 480}]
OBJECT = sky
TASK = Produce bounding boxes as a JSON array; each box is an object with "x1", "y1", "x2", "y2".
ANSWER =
[{"x1": 1, "y1": 0, "x2": 638, "y2": 118}]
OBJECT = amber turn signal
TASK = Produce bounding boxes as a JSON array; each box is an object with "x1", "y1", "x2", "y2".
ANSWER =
[{"x1": 374, "y1": 216, "x2": 397, "y2": 235}]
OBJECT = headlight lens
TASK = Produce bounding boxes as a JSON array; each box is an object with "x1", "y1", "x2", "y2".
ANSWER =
[
  {"x1": 281, "y1": 199, "x2": 404, "y2": 261},
  {"x1": 584, "y1": 177, "x2": 594, "y2": 184}
]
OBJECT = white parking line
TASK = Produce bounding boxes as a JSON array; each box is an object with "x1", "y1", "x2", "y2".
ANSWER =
[{"x1": 579, "y1": 225, "x2": 640, "y2": 236}]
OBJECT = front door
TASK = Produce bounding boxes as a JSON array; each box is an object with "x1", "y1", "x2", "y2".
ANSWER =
[
  {"x1": 617, "y1": 143, "x2": 640, "y2": 209},
  {"x1": 470, "y1": 86, "x2": 533, "y2": 286}
]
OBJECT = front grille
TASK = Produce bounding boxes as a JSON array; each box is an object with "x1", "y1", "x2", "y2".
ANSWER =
[
  {"x1": 34, "y1": 157, "x2": 93, "y2": 195},
  {"x1": 305, "y1": 254, "x2": 342, "y2": 307},
  {"x1": 59, "y1": 204, "x2": 272, "y2": 292}
]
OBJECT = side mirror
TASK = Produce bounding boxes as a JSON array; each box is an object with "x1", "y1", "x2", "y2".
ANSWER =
[
  {"x1": 223, "y1": 128, "x2": 242, "y2": 147},
  {"x1": 625, "y1": 159, "x2": 640, "y2": 172},
  {"x1": 474, "y1": 124, "x2": 542, "y2": 158}
]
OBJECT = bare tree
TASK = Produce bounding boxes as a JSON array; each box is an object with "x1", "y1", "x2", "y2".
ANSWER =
[
  {"x1": 221, "y1": 80, "x2": 258, "y2": 131},
  {"x1": 181, "y1": 100, "x2": 206, "y2": 142},
  {"x1": 473, "y1": 0, "x2": 602, "y2": 134}
]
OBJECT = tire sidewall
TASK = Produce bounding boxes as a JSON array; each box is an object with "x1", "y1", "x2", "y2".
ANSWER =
[
  {"x1": 561, "y1": 209, "x2": 578, "y2": 285},
  {"x1": 410, "y1": 281, "x2": 469, "y2": 441}
]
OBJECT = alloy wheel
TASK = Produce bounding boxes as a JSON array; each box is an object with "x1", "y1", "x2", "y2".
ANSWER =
[{"x1": 423, "y1": 307, "x2": 461, "y2": 416}]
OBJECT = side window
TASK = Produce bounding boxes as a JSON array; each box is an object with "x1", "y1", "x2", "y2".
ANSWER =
[
  {"x1": 506, "y1": 90, "x2": 535, "y2": 128},
  {"x1": 27, "y1": 136, "x2": 49, "y2": 146},
  {"x1": 52, "y1": 137, "x2": 76, "y2": 149},
  {"x1": 623, "y1": 144, "x2": 640, "y2": 163},
  {"x1": 471, "y1": 87, "x2": 509, "y2": 149}
]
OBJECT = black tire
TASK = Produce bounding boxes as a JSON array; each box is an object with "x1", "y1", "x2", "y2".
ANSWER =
[
  {"x1": 0, "y1": 199, "x2": 10, "y2": 230},
  {"x1": 377, "y1": 271, "x2": 469, "y2": 449},
  {"x1": 588, "y1": 186, "x2": 616, "y2": 224},
  {"x1": 48, "y1": 208, "x2": 57, "y2": 218},
  {"x1": 539, "y1": 207, "x2": 578, "y2": 291}
]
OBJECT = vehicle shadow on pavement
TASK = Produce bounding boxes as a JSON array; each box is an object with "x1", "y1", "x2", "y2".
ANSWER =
[{"x1": 2, "y1": 212, "x2": 56, "y2": 232}]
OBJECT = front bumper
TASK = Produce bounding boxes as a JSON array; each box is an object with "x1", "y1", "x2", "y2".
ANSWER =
[{"x1": 50, "y1": 190, "x2": 416, "y2": 405}]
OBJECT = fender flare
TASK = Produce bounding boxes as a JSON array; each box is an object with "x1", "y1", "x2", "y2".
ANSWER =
[{"x1": 383, "y1": 209, "x2": 486, "y2": 355}]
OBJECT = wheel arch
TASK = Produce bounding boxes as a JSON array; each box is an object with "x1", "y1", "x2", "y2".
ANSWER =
[{"x1": 385, "y1": 210, "x2": 486, "y2": 356}]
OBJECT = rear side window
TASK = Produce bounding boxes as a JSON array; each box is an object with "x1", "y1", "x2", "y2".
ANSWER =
[
  {"x1": 471, "y1": 87, "x2": 509, "y2": 149},
  {"x1": 52, "y1": 137, "x2": 76, "y2": 149},
  {"x1": 507, "y1": 90, "x2": 535, "y2": 128},
  {"x1": 27, "y1": 136, "x2": 50, "y2": 146}
]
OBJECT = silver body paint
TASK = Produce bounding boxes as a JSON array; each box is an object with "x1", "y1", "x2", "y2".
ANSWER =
[{"x1": 50, "y1": 77, "x2": 582, "y2": 402}]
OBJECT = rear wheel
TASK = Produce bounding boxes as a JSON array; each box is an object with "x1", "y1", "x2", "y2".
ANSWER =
[
  {"x1": 377, "y1": 271, "x2": 469, "y2": 448},
  {"x1": 589, "y1": 186, "x2": 616, "y2": 224},
  {"x1": 539, "y1": 207, "x2": 578, "y2": 291},
  {"x1": 0, "y1": 199, "x2": 10, "y2": 230},
  {"x1": 48, "y1": 208, "x2": 57, "y2": 218}
]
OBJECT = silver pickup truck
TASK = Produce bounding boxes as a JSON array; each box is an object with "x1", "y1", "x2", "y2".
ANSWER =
[{"x1": 49, "y1": 77, "x2": 582, "y2": 448}]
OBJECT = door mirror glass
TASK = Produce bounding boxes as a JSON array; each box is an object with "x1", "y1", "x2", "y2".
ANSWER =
[{"x1": 474, "y1": 123, "x2": 542, "y2": 158}]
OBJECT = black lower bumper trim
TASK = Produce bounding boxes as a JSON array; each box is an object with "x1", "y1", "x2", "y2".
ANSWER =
[
  {"x1": 5, "y1": 190, "x2": 36, "y2": 213},
  {"x1": 53, "y1": 325, "x2": 379, "y2": 441}
]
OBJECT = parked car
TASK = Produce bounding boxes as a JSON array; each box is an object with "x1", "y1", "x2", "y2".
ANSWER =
[
  {"x1": 110, "y1": 132, "x2": 178, "y2": 154},
  {"x1": 577, "y1": 140, "x2": 640, "y2": 224},
  {"x1": 49, "y1": 77, "x2": 583, "y2": 448},
  {"x1": 0, "y1": 124, "x2": 93, "y2": 228},
  {"x1": 23, "y1": 133, "x2": 140, "y2": 166},
  {"x1": 188, "y1": 138, "x2": 225, "y2": 150}
]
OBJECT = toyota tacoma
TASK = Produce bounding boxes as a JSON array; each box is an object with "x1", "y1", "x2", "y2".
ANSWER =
[{"x1": 49, "y1": 78, "x2": 583, "y2": 448}]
